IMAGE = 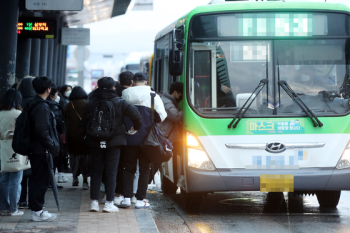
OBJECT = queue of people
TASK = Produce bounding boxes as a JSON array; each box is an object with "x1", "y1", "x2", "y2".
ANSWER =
[{"x1": 0, "y1": 71, "x2": 184, "y2": 220}]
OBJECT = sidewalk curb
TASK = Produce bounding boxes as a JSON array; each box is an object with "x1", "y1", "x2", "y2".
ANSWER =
[{"x1": 134, "y1": 207, "x2": 159, "y2": 233}]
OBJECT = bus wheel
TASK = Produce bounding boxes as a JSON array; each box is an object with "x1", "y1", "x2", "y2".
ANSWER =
[
  {"x1": 161, "y1": 175, "x2": 178, "y2": 194},
  {"x1": 180, "y1": 189, "x2": 204, "y2": 210},
  {"x1": 316, "y1": 191, "x2": 341, "y2": 208}
]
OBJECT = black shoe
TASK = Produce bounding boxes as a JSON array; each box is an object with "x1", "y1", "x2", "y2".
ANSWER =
[
  {"x1": 57, "y1": 185, "x2": 63, "y2": 189},
  {"x1": 48, "y1": 185, "x2": 52, "y2": 190},
  {"x1": 18, "y1": 202, "x2": 28, "y2": 209},
  {"x1": 72, "y1": 177, "x2": 79, "y2": 187}
]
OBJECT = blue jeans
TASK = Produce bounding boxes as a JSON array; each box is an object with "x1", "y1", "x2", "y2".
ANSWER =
[{"x1": 0, "y1": 171, "x2": 23, "y2": 212}]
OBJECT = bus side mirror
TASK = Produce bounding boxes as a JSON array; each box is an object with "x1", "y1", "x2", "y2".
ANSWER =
[
  {"x1": 169, "y1": 50, "x2": 183, "y2": 76},
  {"x1": 170, "y1": 28, "x2": 185, "y2": 76}
]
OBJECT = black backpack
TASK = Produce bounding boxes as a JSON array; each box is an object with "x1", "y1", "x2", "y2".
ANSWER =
[
  {"x1": 86, "y1": 98, "x2": 118, "y2": 141},
  {"x1": 12, "y1": 103, "x2": 38, "y2": 156}
]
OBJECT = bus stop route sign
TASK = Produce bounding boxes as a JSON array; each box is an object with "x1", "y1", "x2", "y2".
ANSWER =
[
  {"x1": 17, "y1": 17, "x2": 57, "y2": 39},
  {"x1": 26, "y1": 0, "x2": 84, "y2": 11},
  {"x1": 62, "y1": 28, "x2": 90, "y2": 46}
]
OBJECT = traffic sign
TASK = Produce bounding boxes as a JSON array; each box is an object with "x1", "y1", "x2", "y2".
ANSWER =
[
  {"x1": 26, "y1": 0, "x2": 84, "y2": 11},
  {"x1": 17, "y1": 17, "x2": 57, "y2": 39},
  {"x1": 62, "y1": 28, "x2": 90, "y2": 46}
]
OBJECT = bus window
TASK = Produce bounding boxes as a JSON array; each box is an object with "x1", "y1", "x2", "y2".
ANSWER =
[{"x1": 194, "y1": 51, "x2": 212, "y2": 109}]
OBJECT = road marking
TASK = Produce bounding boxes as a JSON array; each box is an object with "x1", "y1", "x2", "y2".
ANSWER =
[{"x1": 196, "y1": 223, "x2": 215, "y2": 233}]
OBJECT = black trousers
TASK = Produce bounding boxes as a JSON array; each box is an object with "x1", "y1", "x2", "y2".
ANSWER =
[
  {"x1": 115, "y1": 147, "x2": 125, "y2": 195},
  {"x1": 19, "y1": 175, "x2": 30, "y2": 203},
  {"x1": 29, "y1": 154, "x2": 50, "y2": 211},
  {"x1": 90, "y1": 147, "x2": 120, "y2": 202},
  {"x1": 123, "y1": 146, "x2": 151, "y2": 200}
]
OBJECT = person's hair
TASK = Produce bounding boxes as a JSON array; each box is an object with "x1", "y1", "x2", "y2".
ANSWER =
[
  {"x1": 32, "y1": 77, "x2": 52, "y2": 94},
  {"x1": 119, "y1": 71, "x2": 134, "y2": 86},
  {"x1": 50, "y1": 86, "x2": 58, "y2": 98},
  {"x1": 169, "y1": 82, "x2": 184, "y2": 95},
  {"x1": 11, "y1": 83, "x2": 18, "y2": 89},
  {"x1": 69, "y1": 86, "x2": 88, "y2": 101},
  {"x1": 59, "y1": 85, "x2": 72, "y2": 96},
  {"x1": 17, "y1": 76, "x2": 35, "y2": 90},
  {"x1": 0, "y1": 89, "x2": 23, "y2": 111},
  {"x1": 98, "y1": 77, "x2": 116, "y2": 89}
]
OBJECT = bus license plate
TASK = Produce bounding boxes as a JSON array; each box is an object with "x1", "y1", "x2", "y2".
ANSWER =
[{"x1": 260, "y1": 174, "x2": 294, "y2": 192}]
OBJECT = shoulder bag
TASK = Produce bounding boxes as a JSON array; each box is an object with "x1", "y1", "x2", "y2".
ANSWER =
[
  {"x1": 1, "y1": 131, "x2": 31, "y2": 172},
  {"x1": 140, "y1": 93, "x2": 173, "y2": 163}
]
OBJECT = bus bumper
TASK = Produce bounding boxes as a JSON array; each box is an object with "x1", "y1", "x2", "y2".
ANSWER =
[{"x1": 185, "y1": 167, "x2": 350, "y2": 193}]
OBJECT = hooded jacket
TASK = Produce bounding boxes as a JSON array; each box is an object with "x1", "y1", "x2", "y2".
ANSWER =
[
  {"x1": 18, "y1": 77, "x2": 36, "y2": 109},
  {"x1": 157, "y1": 92, "x2": 183, "y2": 143},
  {"x1": 122, "y1": 86, "x2": 167, "y2": 145},
  {"x1": 47, "y1": 98, "x2": 65, "y2": 135},
  {"x1": 122, "y1": 86, "x2": 167, "y2": 121},
  {"x1": 28, "y1": 95, "x2": 60, "y2": 157},
  {"x1": 84, "y1": 88, "x2": 142, "y2": 149}
]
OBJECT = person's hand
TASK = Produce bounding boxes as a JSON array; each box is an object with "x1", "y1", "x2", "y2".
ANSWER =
[
  {"x1": 221, "y1": 85, "x2": 232, "y2": 93},
  {"x1": 126, "y1": 127, "x2": 137, "y2": 135}
]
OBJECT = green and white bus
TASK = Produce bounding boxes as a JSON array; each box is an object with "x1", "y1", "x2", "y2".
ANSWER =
[{"x1": 152, "y1": 1, "x2": 350, "y2": 208}]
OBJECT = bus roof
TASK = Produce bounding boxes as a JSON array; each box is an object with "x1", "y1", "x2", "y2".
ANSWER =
[{"x1": 155, "y1": 2, "x2": 350, "y2": 41}]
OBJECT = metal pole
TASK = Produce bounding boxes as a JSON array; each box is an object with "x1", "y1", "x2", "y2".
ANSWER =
[
  {"x1": 63, "y1": 45, "x2": 68, "y2": 86},
  {"x1": 57, "y1": 45, "x2": 63, "y2": 86},
  {"x1": 0, "y1": 0, "x2": 19, "y2": 97},
  {"x1": 29, "y1": 39, "x2": 41, "y2": 77},
  {"x1": 39, "y1": 39, "x2": 48, "y2": 77},
  {"x1": 47, "y1": 39, "x2": 54, "y2": 80},
  {"x1": 16, "y1": 38, "x2": 31, "y2": 83}
]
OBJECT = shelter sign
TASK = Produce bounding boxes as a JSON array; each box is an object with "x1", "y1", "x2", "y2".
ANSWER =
[
  {"x1": 62, "y1": 28, "x2": 90, "y2": 46},
  {"x1": 26, "y1": 0, "x2": 83, "y2": 11},
  {"x1": 17, "y1": 18, "x2": 57, "y2": 39}
]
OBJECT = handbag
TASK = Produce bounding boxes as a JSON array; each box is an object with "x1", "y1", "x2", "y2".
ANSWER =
[
  {"x1": 140, "y1": 93, "x2": 173, "y2": 163},
  {"x1": 0, "y1": 131, "x2": 31, "y2": 173}
]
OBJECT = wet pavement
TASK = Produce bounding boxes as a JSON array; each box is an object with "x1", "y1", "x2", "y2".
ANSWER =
[{"x1": 147, "y1": 188, "x2": 350, "y2": 233}]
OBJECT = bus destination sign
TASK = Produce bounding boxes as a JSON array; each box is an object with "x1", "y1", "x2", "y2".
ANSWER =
[{"x1": 17, "y1": 18, "x2": 57, "y2": 39}]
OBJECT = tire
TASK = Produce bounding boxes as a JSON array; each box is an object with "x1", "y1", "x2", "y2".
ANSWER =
[
  {"x1": 316, "y1": 191, "x2": 341, "y2": 208},
  {"x1": 180, "y1": 188, "x2": 204, "y2": 210},
  {"x1": 161, "y1": 174, "x2": 178, "y2": 194}
]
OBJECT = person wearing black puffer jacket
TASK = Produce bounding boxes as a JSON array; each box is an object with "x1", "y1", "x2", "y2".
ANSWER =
[
  {"x1": 47, "y1": 86, "x2": 68, "y2": 187},
  {"x1": 28, "y1": 77, "x2": 60, "y2": 221},
  {"x1": 84, "y1": 77, "x2": 142, "y2": 213},
  {"x1": 17, "y1": 76, "x2": 36, "y2": 209}
]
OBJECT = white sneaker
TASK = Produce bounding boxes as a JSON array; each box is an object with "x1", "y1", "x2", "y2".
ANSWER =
[
  {"x1": 31, "y1": 211, "x2": 57, "y2": 222},
  {"x1": 135, "y1": 200, "x2": 150, "y2": 209},
  {"x1": 103, "y1": 202, "x2": 119, "y2": 213},
  {"x1": 10, "y1": 211, "x2": 24, "y2": 216},
  {"x1": 101, "y1": 195, "x2": 106, "y2": 203},
  {"x1": 58, "y1": 176, "x2": 69, "y2": 183},
  {"x1": 131, "y1": 196, "x2": 137, "y2": 204},
  {"x1": 90, "y1": 201, "x2": 99, "y2": 212},
  {"x1": 116, "y1": 197, "x2": 131, "y2": 208},
  {"x1": 114, "y1": 196, "x2": 124, "y2": 205}
]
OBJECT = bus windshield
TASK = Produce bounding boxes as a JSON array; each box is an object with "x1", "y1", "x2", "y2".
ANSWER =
[{"x1": 189, "y1": 39, "x2": 350, "y2": 117}]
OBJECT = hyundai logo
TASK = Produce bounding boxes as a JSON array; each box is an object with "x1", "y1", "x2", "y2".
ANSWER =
[{"x1": 266, "y1": 142, "x2": 286, "y2": 153}]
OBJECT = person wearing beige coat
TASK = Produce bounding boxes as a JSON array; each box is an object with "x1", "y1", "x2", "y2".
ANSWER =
[{"x1": 0, "y1": 89, "x2": 23, "y2": 216}]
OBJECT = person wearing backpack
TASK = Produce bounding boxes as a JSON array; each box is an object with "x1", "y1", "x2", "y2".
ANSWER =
[
  {"x1": 26, "y1": 77, "x2": 60, "y2": 221},
  {"x1": 0, "y1": 89, "x2": 24, "y2": 216},
  {"x1": 47, "y1": 86, "x2": 68, "y2": 187},
  {"x1": 17, "y1": 76, "x2": 36, "y2": 209},
  {"x1": 117, "y1": 72, "x2": 167, "y2": 209},
  {"x1": 84, "y1": 77, "x2": 142, "y2": 213}
]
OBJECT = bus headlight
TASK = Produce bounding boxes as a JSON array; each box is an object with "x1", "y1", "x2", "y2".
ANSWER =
[
  {"x1": 336, "y1": 142, "x2": 350, "y2": 169},
  {"x1": 186, "y1": 132, "x2": 215, "y2": 171}
]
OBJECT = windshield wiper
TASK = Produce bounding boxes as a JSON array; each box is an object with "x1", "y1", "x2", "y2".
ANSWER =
[
  {"x1": 278, "y1": 80, "x2": 323, "y2": 127},
  {"x1": 228, "y1": 79, "x2": 268, "y2": 129}
]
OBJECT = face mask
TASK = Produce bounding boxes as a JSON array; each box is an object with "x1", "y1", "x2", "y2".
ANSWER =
[
  {"x1": 300, "y1": 74, "x2": 310, "y2": 82},
  {"x1": 55, "y1": 96, "x2": 60, "y2": 104},
  {"x1": 176, "y1": 94, "x2": 183, "y2": 103},
  {"x1": 65, "y1": 91, "x2": 71, "y2": 97}
]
